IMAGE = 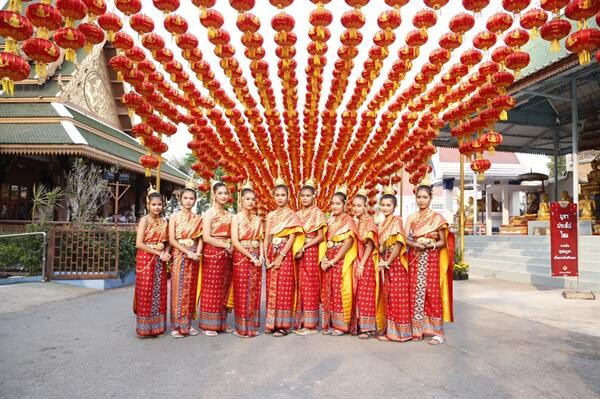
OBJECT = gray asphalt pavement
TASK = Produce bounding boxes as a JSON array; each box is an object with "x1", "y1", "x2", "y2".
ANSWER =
[{"x1": 1, "y1": 281, "x2": 599, "y2": 399}]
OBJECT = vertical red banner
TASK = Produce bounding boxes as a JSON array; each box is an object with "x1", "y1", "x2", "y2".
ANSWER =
[{"x1": 550, "y1": 202, "x2": 579, "y2": 277}]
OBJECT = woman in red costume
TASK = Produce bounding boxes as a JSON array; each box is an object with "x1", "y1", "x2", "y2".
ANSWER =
[
  {"x1": 264, "y1": 178, "x2": 304, "y2": 337},
  {"x1": 168, "y1": 182, "x2": 202, "y2": 338},
  {"x1": 231, "y1": 181, "x2": 264, "y2": 337},
  {"x1": 133, "y1": 187, "x2": 171, "y2": 337},
  {"x1": 294, "y1": 178, "x2": 326, "y2": 335},
  {"x1": 377, "y1": 186, "x2": 411, "y2": 342},
  {"x1": 199, "y1": 180, "x2": 233, "y2": 336},
  {"x1": 321, "y1": 186, "x2": 358, "y2": 336},
  {"x1": 351, "y1": 188, "x2": 382, "y2": 339},
  {"x1": 406, "y1": 184, "x2": 454, "y2": 345}
]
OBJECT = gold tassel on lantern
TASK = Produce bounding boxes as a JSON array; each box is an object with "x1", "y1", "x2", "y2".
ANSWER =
[
  {"x1": 65, "y1": 48, "x2": 76, "y2": 63},
  {"x1": 579, "y1": 50, "x2": 591, "y2": 65},
  {"x1": 2, "y1": 77, "x2": 15, "y2": 96},
  {"x1": 500, "y1": 110, "x2": 508, "y2": 120},
  {"x1": 551, "y1": 39, "x2": 560, "y2": 52},
  {"x1": 35, "y1": 63, "x2": 48, "y2": 79}
]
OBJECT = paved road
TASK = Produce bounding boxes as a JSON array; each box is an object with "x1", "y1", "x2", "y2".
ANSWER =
[{"x1": 1, "y1": 282, "x2": 599, "y2": 399}]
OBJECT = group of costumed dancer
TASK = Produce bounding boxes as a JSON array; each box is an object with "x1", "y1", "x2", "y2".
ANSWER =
[{"x1": 133, "y1": 177, "x2": 454, "y2": 345}]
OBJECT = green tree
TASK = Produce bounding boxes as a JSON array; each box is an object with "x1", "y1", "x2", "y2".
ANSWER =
[{"x1": 547, "y1": 155, "x2": 566, "y2": 178}]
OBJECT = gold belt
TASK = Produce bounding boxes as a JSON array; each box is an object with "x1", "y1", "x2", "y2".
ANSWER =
[
  {"x1": 178, "y1": 238, "x2": 194, "y2": 247},
  {"x1": 145, "y1": 242, "x2": 165, "y2": 251},
  {"x1": 327, "y1": 240, "x2": 342, "y2": 249},
  {"x1": 240, "y1": 239, "x2": 260, "y2": 249}
]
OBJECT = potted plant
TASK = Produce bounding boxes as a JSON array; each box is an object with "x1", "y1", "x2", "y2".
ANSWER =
[
  {"x1": 31, "y1": 183, "x2": 64, "y2": 222},
  {"x1": 453, "y1": 247, "x2": 469, "y2": 280}
]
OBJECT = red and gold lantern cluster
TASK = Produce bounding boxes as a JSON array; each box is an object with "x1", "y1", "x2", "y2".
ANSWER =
[{"x1": 0, "y1": 3, "x2": 32, "y2": 94}]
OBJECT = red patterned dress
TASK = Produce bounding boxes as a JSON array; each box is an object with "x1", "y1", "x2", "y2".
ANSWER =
[
  {"x1": 170, "y1": 212, "x2": 202, "y2": 335},
  {"x1": 232, "y1": 212, "x2": 264, "y2": 336},
  {"x1": 265, "y1": 207, "x2": 304, "y2": 333},
  {"x1": 295, "y1": 205, "x2": 326, "y2": 330},
  {"x1": 199, "y1": 209, "x2": 233, "y2": 332},
  {"x1": 322, "y1": 213, "x2": 358, "y2": 333},
  {"x1": 353, "y1": 214, "x2": 382, "y2": 334},
  {"x1": 378, "y1": 215, "x2": 411, "y2": 341},
  {"x1": 134, "y1": 217, "x2": 168, "y2": 336},
  {"x1": 407, "y1": 208, "x2": 454, "y2": 339}
]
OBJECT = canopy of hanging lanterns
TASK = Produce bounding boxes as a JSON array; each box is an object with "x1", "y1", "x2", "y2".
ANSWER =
[{"x1": 1, "y1": 0, "x2": 599, "y2": 208}]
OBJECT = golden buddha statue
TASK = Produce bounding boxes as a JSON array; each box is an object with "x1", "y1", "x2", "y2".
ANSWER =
[
  {"x1": 580, "y1": 191, "x2": 596, "y2": 221},
  {"x1": 560, "y1": 190, "x2": 572, "y2": 203},
  {"x1": 581, "y1": 159, "x2": 600, "y2": 197},
  {"x1": 537, "y1": 192, "x2": 550, "y2": 220},
  {"x1": 465, "y1": 196, "x2": 475, "y2": 224}
]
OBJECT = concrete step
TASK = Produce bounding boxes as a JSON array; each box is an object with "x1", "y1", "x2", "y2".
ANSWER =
[
  {"x1": 465, "y1": 256, "x2": 600, "y2": 281},
  {"x1": 464, "y1": 252, "x2": 599, "y2": 271},
  {"x1": 470, "y1": 266, "x2": 600, "y2": 292}
]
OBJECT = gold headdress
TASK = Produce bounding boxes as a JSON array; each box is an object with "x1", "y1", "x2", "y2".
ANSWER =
[
  {"x1": 146, "y1": 183, "x2": 159, "y2": 197},
  {"x1": 240, "y1": 179, "x2": 254, "y2": 192},
  {"x1": 382, "y1": 183, "x2": 396, "y2": 196},
  {"x1": 419, "y1": 174, "x2": 432, "y2": 187},
  {"x1": 302, "y1": 177, "x2": 317, "y2": 190},
  {"x1": 334, "y1": 185, "x2": 348, "y2": 197},
  {"x1": 274, "y1": 176, "x2": 287, "y2": 188},
  {"x1": 356, "y1": 187, "x2": 369, "y2": 198},
  {"x1": 184, "y1": 178, "x2": 197, "y2": 190}
]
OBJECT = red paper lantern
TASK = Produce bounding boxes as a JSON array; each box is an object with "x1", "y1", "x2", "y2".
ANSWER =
[
  {"x1": 471, "y1": 156, "x2": 491, "y2": 179},
  {"x1": 406, "y1": 29, "x2": 428, "y2": 47},
  {"x1": 141, "y1": 32, "x2": 165, "y2": 52},
  {"x1": 378, "y1": 9, "x2": 401, "y2": 30},
  {"x1": 271, "y1": 12, "x2": 295, "y2": 31},
  {"x1": 486, "y1": 12, "x2": 513, "y2": 34},
  {"x1": 482, "y1": 131, "x2": 503, "y2": 153},
  {"x1": 504, "y1": 28, "x2": 530, "y2": 49},
  {"x1": 491, "y1": 94, "x2": 516, "y2": 120},
  {"x1": 520, "y1": 9, "x2": 548, "y2": 38},
  {"x1": 132, "y1": 122, "x2": 152, "y2": 138},
  {"x1": 115, "y1": 0, "x2": 142, "y2": 16},
  {"x1": 98, "y1": 13, "x2": 123, "y2": 41},
  {"x1": 0, "y1": 11, "x2": 33, "y2": 53},
  {"x1": 462, "y1": 0, "x2": 490, "y2": 13},
  {"x1": 200, "y1": 9, "x2": 224, "y2": 29},
  {"x1": 341, "y1": 9, "x2": 365, "y2": 30},
  {"x1": 460, "y1": 48, "x2": 483, "y2": 68},
  {"x1": 439, "y1": 32, "x2": 461, "y2": 50},
  {"x1": 153, "y1": 0, "x2": 180, "y2": 13},
  {"x1": 424, "y1": 0, "x2": 449, "y2": 10},
  {"x1": 82, "y1": 0, "x2": 107, "y2": 19},
  {"x1": 565, "y1": 28, "x2": 600, "y2": 65},
  {"x1": 53, "y1": 27, "x2": 86, "y2": 62},
  {"x1": 0, "y1": 51, "x2": 30, "y2": 96},
  {"x1": 565, "y1": 0, "x2": 600, "y2": 27},
  {"x1": 540, "y1": 18, "x2": 572, "y2": 51},
  {"x1": 112, "y1": 31, "x2": 134, "y2": 51},
  {"x1": 78, "y1": 22, "x2": 104, "y2": 52},
  {"x1": 237, "y1": 13, "x2": 260, "y2": 32},
  {"x1": 449, "y1": 12, "x2": 475, "y2": 36},
  {"x1": 164, "y1": 14, "x2": 188, "y2": 36},
  {"x1": 26, "y1": 3, "x2": 63, "y2": 39},
  {"x1": 140, "y1": 154, "x2": 160, "y2": 177},
  {"x1": 541, "y1": 0, "x2": 569, "y2": 16},
  {"x1": 502, "y1": 0, "x2": 531, "y2": 15},
  {"x1": 491, "y1": 70, "x2": 515, "y2": 93},
  {"x1": 130, "y1": 13, "x2": 154, "y2": 35},
  {"x1": 125, "y1": 46, "x2": 145, "y2": 62},
  {"x1": 474, "y1": 30, "x2": 497, "y2": 51},
  {"x1": 505, "y1": 50, "x2": 530, "y2": 76},
  {"x1": 22, "y1": 37, "x2": 60, "y2": 78},
  {"x1": 413, "y1": 9, "x2": 437, "y2": 31},
  {"x1": 56, "y1": 0, "x2": 87, "y2": 27}
]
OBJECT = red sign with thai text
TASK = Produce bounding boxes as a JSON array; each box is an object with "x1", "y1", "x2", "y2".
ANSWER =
[{"x1": 550, "y1": 202, "x2": 578, "y2": 277}]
